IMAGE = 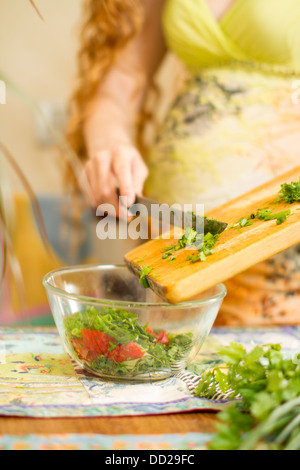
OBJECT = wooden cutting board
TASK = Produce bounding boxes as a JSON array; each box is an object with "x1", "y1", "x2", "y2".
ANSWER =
[{"x1": 125, "y1": 166, "x2": 300, "y2": 304}]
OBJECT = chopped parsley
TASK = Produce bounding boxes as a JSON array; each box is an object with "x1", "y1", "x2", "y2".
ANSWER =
[
  {"x1": 256, "y1": 208, "x2": 291, "y2": 225},
  {"x1": 139, "y1": 266, "x2": 153, "y2": 288},
  {"x1": 238, "y1": 216, "x2": 254, "y2": 228},
  {"x1": 161, "y1": 228, "x2": 219, "y2": 265},
  {"x1": 156, "y1": 179, "x2": 299, "y2": 272},
  {"x1": 226, "y1": 179, "x2": 300, "y2": 232},
  {"x1": 226, "y1": 215, "x2": 255, "y2": 232},
  {"x1": 276, "y1": 179, "x2": 300, "y2": 204},
  {"x1": 187, "y1": 232, "x2": 219, "y2": 263},
  {"x1": 228, "y1": 207, "x2": 292, "y2": 232}
]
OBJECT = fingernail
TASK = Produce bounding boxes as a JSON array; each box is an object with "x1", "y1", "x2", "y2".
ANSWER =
[{"x1": 127, "y1": 195, "x2": 136, "y2": 207}]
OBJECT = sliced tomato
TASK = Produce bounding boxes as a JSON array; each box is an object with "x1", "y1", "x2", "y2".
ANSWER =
[
  {"x1": 81, "y1": 329, "x2": 115, "y2": 355},
  {"x1": 71, "y1": 338, "x2": 99, "y2": 362},
  {"x1": 146, "y1": 326, "x2": 158, "y2": 338},
  {"x1": 107, "y1": 342, "x2": 145, "y2": 363},
  {"x1": 146, "y1": 326, "x2": 169, "y2": 345},
  {"x1": 156, "y1": 330, "x2": 169, "y2": 346},
  {"x1": 146, "y1": 326, "x2": 154, "y2": 335}
]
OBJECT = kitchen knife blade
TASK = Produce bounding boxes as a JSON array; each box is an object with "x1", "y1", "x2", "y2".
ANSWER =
[{"x1": 128, "y1": 195, "x2": 228, "y2": 236}]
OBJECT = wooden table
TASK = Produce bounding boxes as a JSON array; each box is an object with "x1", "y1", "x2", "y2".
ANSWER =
[{"x1": 0, "y1": 413, "x2": 218, "y2": 436}]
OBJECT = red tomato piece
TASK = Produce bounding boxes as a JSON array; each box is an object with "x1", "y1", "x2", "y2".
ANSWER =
[
  {"x1": 146, "y1": 326, "x2": 158, "y2": 338},
  {"x1": 156, "y1": 331, "x2": 169, "y2": 346},
  {"x1": 107, "y1": 342, "x2": 145, "y2": 363},
  {"x1": 71, "y1": 338, "x2": 99, "y2": 362},
  {"x1": 81, "y1": 329, "x2": 115, "y2": 355}
]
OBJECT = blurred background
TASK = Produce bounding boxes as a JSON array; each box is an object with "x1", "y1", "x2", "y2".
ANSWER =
[{"x1": 0, "y1": 0, "x2": 80, "y2": 194}]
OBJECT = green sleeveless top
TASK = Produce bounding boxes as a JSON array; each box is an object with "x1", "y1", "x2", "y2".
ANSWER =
[{"x1": 162, "y1": 0, "x2": 300, "y2": 73}]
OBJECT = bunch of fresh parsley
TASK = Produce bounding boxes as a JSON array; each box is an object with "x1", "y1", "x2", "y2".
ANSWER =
[{"x1": 195, "y1": 342, "x2": 300, "y2": 450}]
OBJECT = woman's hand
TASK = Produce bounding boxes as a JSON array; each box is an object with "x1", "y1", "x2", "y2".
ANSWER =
[{"x1": 84, "y1": 143, "x2": 149, "y2": 218}]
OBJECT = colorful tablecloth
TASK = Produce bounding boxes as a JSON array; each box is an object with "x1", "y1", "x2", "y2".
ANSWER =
[
  {"x1": 0, "y1": 432, "x2": 211, "y2": 451},
  {"x1": 0, "y1": 326, "x2": 299, "y2": 418}
]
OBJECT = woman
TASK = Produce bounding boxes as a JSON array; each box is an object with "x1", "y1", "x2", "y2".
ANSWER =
[{"x1": 67, "y1": 0, "x2": 300, "y2": 326}]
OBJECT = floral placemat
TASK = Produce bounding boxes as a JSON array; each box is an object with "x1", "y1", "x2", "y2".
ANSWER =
[
  {"x1": 0, "y1": 432, "x2": 211, "y2": 450},
  {"x1": 0, "y1": 326, "x2": 299, "y2": 418}
]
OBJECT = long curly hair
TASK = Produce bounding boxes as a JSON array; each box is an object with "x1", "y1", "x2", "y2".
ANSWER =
[{"x1": 66, "y1": 0, "x2": 144, "y2": 192}]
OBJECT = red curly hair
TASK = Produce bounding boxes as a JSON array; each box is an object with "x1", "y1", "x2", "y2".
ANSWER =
[{"x1": 67, "y1": 0, "x2": 144, "y2": 175}]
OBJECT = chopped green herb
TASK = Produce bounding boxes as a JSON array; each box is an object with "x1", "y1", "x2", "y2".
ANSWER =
[
  {"x1": 136, "y1": 256, "x2": 147, "y2": 265},
  {"x1": 161, "y1": 245, "x2": 176, "y2": 253},
  {"x1": 159, "y1": 178, "x2": 299, "y2": 271},
  {"x1": 161, "y1": 222, "x2": 219, "y2": 265},
  {"x1": 139, "y1": 266, "x2": 153, "y2": 289},
  {"x1": 226, "y1": 215, "x2": 255, "y2": 232},
  {"x1": 256, "y1": 208, "x2": 291, "y2": 225},
  {"x1": 187, "y1": 232, "x2": 219, "y2": 264},
  {"x1": 184, "y1": 227, "x2": 198, "y2": 245},
  {"x1": 239, "y1": 217, "x2": 254, "y2": 228},
  {"x1": 277, "y1": 180, "x2": 300, "y2": 204},
  {"x1": 228, "y1": 206, "x2": 292, "y2": 232}
]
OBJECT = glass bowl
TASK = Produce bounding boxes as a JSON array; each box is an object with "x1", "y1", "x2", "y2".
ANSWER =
[{"x1": 43, "y1": 265, "x2": 226, "y2": 383}]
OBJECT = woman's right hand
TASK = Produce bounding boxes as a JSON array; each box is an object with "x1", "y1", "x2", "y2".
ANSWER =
[{"x1": 84, "y1": 143, "x2": 149, "y2": 219}]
